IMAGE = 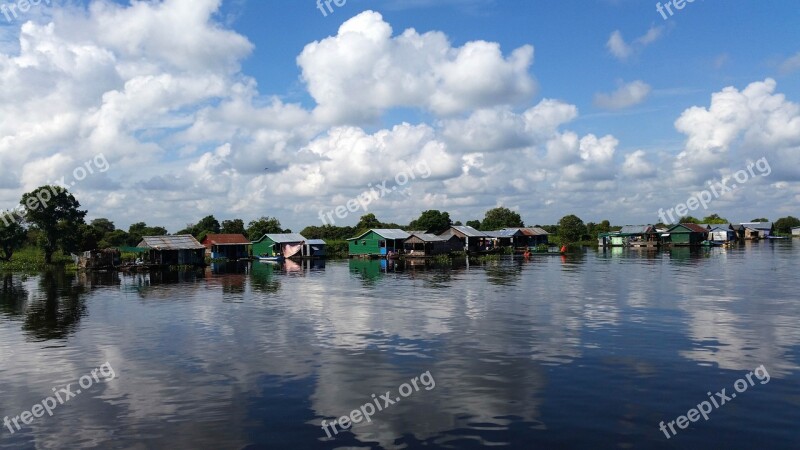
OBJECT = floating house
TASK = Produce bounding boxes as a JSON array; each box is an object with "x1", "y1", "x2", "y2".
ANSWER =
[
  {"x1": 600, "y1": 225, "x2": 659, "y2": 247},
  {"x1": 303, "y1": 239, "x2": 327, "y2": 258},
  {"x1": 138, "y1": 235, "x2": 206, "y2": 266},
  {"x1": 438, "y1": 226, "x2": 489, "y2": 253},
  {"x1": 75, "y1": 249, "x2": 121, "y2": 270},
  {"x1": 793, "y1": 227, "x2": 800, "y2": 237},
  {"x1": 488, "y1": 227, "x2": 550, "y2": 249},
  {"x1": 709, "y1": 226, "x2": 736, "y2": 242},
  {"x1": 201, "y1": 234, "x2": 251, "y2": 260},
  {"x1": 740, "y1": 222, "x2": 774, "y2": 240},
  {"x1": 664, "y1": 224, "x2": 709, "y2": 246},
  {"x1": 403, "y1": 233, "x2": 460, "y2": 257},
  {"x1": 348, "y1": 229, "x2": 410, "y2": 257},
  {"x1": 252, "y1": 233, "x2": 307, "y2": 259}
]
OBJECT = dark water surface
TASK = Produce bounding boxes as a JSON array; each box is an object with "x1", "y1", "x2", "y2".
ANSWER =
[{"x1": 1, "y1": 242, "x2": 799, "y2": 449}]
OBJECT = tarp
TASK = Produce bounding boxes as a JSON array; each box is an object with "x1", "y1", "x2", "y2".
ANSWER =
[{"x1": 283, "y1": 244, "x2": 302, "y2": 258}]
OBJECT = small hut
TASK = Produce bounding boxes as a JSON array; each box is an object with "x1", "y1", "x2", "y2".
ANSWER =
[
  {"x1": 404, "y1": 233, "x2": 459, "y2": 257},
  {"x1": 304, "y1": 239, "x2": 327, "y2": 258},
  {"x1": 201, "y1": 234, "x2": 251, "y2": 260},
  {"x1": 252, "y1": 233, "x2": 307, "y2": 259},
  {"x1": 348, "y1": 229, "x2": 410, "y2": 257},
  {"x1": 138, "y1": 235, "x2": 206, "y2": 266},
  {"x1": 438, "y1": 226, "x2": 489, "y2": 253},
  {"x1": 664, "y1": 224, "x2": 708, "y2": 246}
]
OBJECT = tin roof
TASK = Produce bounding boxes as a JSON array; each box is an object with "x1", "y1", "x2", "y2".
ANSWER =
[
  {"x1": 408, "y1": 233, "x2": 447, "y2": 242},
  {"x1": 139, "y1": 235, "x2": 205, "y2": 250},
  {"x1": 203, "y1": 234, "x2": 250, "y2": 245},
  {"x1": 264, "y1": 233, "x2": 307, "y2": 243},
  {"x1": 449, "y1": 226, "x2": 488, "y2": 237},
  {"x1": 669, "y1": 223, "x2": 709, "y2": 233},
  {"x1": 740, "y1": 222, "x2": 773, "y2": 230},
  {"x1": 618, "y1": 225, "x2": 655, "y2": 235},
  {"x1": 519, "y1": 227, "x2": 550, "y2": 236},
  {"x1": 348, "y1": 229, "x2": 411, "y2": 240},
  {"x1": 305, "y1": 239, "x2": 327, "y2": 245}
]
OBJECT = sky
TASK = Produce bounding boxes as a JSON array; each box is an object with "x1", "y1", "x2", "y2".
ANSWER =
[{"x1": 1, "y1": 0, "x2": 799, "y2": 232}]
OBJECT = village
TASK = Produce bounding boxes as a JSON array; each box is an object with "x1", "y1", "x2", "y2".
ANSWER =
[{"x1": 76, "y1": 220, "x2": 798, "y2": 271}]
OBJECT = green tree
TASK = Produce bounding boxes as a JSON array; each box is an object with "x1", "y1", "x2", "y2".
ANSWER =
[
  {"x1": 680, "y1": 216, "x2": 701, "y2": 224},
  {"x1": 408, "y1": 210, "x2": 452, "y2": 233},
  {"x1": 221, "y1": 219, "x2": 246, "y2": 235},
  {"x1": 0, "y1": 221, "x2": 26, "y2": 261},
  {"x1": 774, "y1": 216, "x2": 800, "y2": 234},
  {"x1": 557, "y1": 214, "x2": 586, "y2": 244},
  {"x1": 701, "y1": 214, "x2": 729, "y2": 224},
  {"x1": 127, "y1": 222, "x2": 167, "y2": 246},
  {"x1": 99, "y1": 229, "x2": 130, "y2": 248},
  {"x1": 247, "y1": 216, "x2": 284, "y2": 241},
  {"x1": 751, "y1": 217, "x2": 769, "y2": 223},
  {"x1": 90, "y1": 218, "x2": 116, "y2": 234},
  {"x1": 356, "y1": 213, "x2": 382, "y2": 232},
  {"x1": 480, "y1": 207, "x2": 524, "y2": 231},
  {"x1": 20, "y1": 186, "x2": 87, "y2": 263}
]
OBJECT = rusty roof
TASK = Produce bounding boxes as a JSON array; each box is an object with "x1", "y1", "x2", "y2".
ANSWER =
[
  {"x1": 139, "y1": 235, "x2": 205, "y2": 250},
  {"x1": 203, "y1": 234, "x2": 250, "y2": 245}
]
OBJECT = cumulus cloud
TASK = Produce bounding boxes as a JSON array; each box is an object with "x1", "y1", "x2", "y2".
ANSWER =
[
  {"x1": 594, "y1": 80, "x2": 652, "y2": 110},
  {"x1": 297, "y1": 11, "x2": 536, "y2": 123}
]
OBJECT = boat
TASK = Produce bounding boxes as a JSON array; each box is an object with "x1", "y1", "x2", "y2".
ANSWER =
[{"x1": 257, "y1": 255, "x2": 285, "y2": 262}]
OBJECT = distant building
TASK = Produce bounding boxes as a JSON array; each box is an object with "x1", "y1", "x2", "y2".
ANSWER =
[
  {"x1": 487, "y1": 228, "x2": 550, "y2": 249},
  {"x1": 304, "y1": 239, "x2": 327, "y2": 258},
  {"x1": 201, "y1": 234, "x2": 251, "y2": 260},
  {"x1": 438, "y1": 226, "x2": 489, "y2": 253},
  {"x1": 404, "y1": 233, "x2": 460, "y2": 257},
  {"x1": 665, "y1": 224, "x2": 708, "y2": 246},
  {"x1": 709, "y1": 226, "x2": 736, "y2": 242},
  {"x1": 793, "y1": 227, "x2": 800, "y2": 237},
  {"x1": 348, "y1": 229, "x2": 410, "y2": 257},
  {"x1": 138, "y1": 235, "x2": 206, "y2": 266},
  {"x1": 740, "y1": 222, "x2": 774, "y2": 240},
  {"x1": 252, "y1": 233, "x2": 307, "y2": 259}
]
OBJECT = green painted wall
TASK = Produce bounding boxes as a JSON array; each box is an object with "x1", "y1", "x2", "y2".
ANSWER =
[
  {"x1": 670, "y1": 226, "x2": 704, "y2": 246},
  {"x1": 348, "y1": 231, "x2": 384, "y2": 256},
  {"x1": 252, "y1": 236, "x2": 278, "y2": 257}
]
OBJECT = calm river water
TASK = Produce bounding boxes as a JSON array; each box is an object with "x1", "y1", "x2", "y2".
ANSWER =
[{"x1": 1, "y1": 242, "x2": 798, "y2": 449}]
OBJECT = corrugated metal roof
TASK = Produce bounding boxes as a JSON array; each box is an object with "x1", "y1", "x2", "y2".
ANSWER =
[
  {"x1": 139, "y1": 235, "x2": 205, "y2": 250},
  {"x1": 450, "y1": 226, "x2": 487, "y2": 237},
  {"x1": 348, "y1": 229, "x2": 411, "y2": 240},
  {"x1": 670, "y1": 223, "x2": 709, "y2": 233},
  {"x1": 740, "y1": 222, "x2": 773, "y2": 230},
  {"x1": 306, "y1": 239, "x2": 327, "y2": 245},
  {"x1": 519, "y1": 227, "x2": 550, "y2": 236},
  {"x1": 409, "y1": 233, "x2": 447, "y2": 242},
  {"x1": 203, "y1": 234, "x2": 250, "y2": 245},
  {"x1": 618, "y1": 225, "x2": 655, "y2": 235},
  {"x1": 265, "y1": 233, "x2": 307, "y2": 243}
]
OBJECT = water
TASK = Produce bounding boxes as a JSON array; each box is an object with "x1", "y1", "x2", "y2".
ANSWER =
[{"x1": 1, "y1": 242, "x2": 799, "y2": 449}]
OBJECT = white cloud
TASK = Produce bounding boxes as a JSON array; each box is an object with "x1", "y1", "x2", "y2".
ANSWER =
[
  {"x1": 606, "y1": 26, "x2": 664, "y2": 61},
  {"x1": 297, "y1": 11, "x2": 536, "y2": 123},
  {"x1": 779, "y1": 52, "x2": 800, "y2": 74},
  {"x1": 594, "y1": 80, "x2": 652, "y2": 110}
]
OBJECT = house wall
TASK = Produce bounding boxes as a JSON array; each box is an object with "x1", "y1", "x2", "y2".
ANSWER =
[
  {"x1": 253, "y1": 238, "x2": 278, "y2": 257},
  {"x1": 349, "y1": 231, "x2": 383, "y2": 256}
]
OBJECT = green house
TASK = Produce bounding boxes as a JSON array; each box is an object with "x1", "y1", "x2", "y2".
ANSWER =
[
  {"x1": 666, "y1": 224, "x2": 708, "y2": 246},
  {"x1": 348, "y1": 229, "x2": 410, "y2": 257},
  {"x1": 252, "y1": 233, "x2": 307, "y2": 258}
]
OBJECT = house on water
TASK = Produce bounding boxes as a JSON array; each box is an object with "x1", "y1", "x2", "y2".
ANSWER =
[
  {"x1": 303, "y1": 239, "x2": 327, "y2": 258},
  {"x1": 709, "y1": 225, "x2": 736, "y2": 242},
  {"x1": 664, "y1": 224, "x2": 709, "y2": 246},
  {"x1": 403, "y1": 233, "x2": 460, "y2": 257},
  {"x1": 793, "y1": 227, "x2": 800, "y2": 237},
  {"x1": 138, "y1": 235, "x2": 206, "y2": 266},
  {"x1": 348, "y1": 229, "x2": 411, "y2": 257},
  {"x1": 600, "y1": 225, "x2": 659, "y2": 247},
  {"x1": 740, "y1": 222, "x2": 774, "y2": 240},
  {"x1": 438, "y1": 226, "x2": 489, "y2": 253},
  {"x1": 252, "y1": 233, "x2": 307, "y2": 259},
  {"x1": 488, "y1": 228, "x2": 550, "y2": 249},
  {"x1": 201, "y1": 234, "x2": 251, "y2": 260}
]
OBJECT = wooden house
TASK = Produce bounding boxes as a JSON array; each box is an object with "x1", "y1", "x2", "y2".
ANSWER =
[
  {"x1": 740, "y1": 222, "x2": 774, "y2": 240},
  {"x1": 252, "y1": 233, "x2": 307, "y2": 259},
  {"x1": 600, "y1": 225, "x2": 659, "y2": 247},
  {"x1": 488, "y1": 227, "x2": 550, "y2": 249},
  {"x1": 303, "y1": 239, "x2": 327, "y2": 258},
  {"x1": 348, "y1": 229, "x2": 410, "y2": 257},
  {"x1": 75, "y1": 249, "x2": 121, "y2": 270},
  {"x1": 404, "y1": 233, "x2": 460, "y2": 257},
  {"x1": 138, "y1": 235, "x2": 206, "y2": 266},
  {"x1": 664, "y1": 224, "x2": 708, "y2": 246},
  {"x1": 438, "y1": 226, "x2": 489, "y2": 253},
  {"x1": 201, "y1": 234, "x2": 251, "y2": 260},
  {"x1": 709, "y1": 226, "x2": 736, "y2": 242}
]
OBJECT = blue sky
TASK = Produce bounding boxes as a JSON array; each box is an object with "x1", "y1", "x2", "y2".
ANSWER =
[{"x1": 1, "y1": 0, "x2": 799, "y2": 231}]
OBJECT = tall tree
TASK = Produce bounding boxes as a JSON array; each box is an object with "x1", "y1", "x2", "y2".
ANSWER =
[
  {"x1": 408, "y1": 210, "x2": 452, "y2": 233},
  {"x1": 751, "y1": 217, "x2": 769, "y2": 222},
  {"x1": 20, "y1": 186, "x2": 87, "y2": 263},
  {"x1": 356, "y1": 214, "x2": 382, "y2": 232},
  {"x1": 247, "y1": 217, "x2": 284, "y2": 241},
  {"x1": 480, "y1": 207, "x2": 524, "y2": 231},
  {"x1": 221, "y1": 219, "x2": 246, "y2": 235},
  {"x1": 701, "y1": 214, "x2": 729, "y2": 224},
  {"x1": 557, "y1": 215, "x2": 586, "y2": 244},
  {"x1": 465, "y1": 220, "x2": 481, "y2": 230},
  {"x1": 127, "y1": 222, "x2": 167, "y2": 246},
  {"x1": 0, "y1": 221, "x2": 26, "y2": 261},
  {"x1": 774, "y1": 216, "x2": 800, "y2": 234}
]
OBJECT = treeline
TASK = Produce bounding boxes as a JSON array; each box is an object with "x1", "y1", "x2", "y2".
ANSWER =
[{"x1": 2, "y1": 186, "x2": 799, "y2": 265}]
